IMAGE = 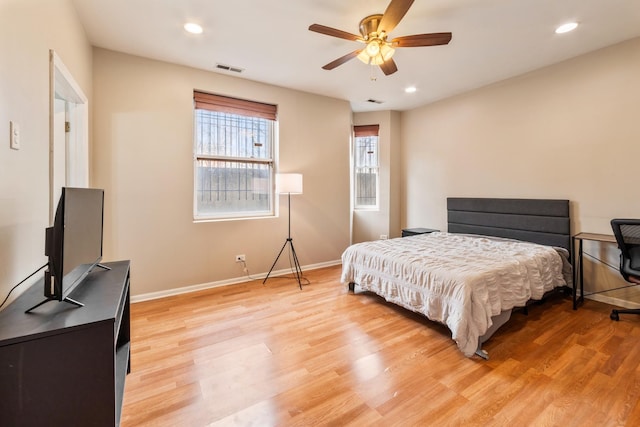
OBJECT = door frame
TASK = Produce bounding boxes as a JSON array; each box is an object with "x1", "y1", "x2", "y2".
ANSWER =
[{"x1": 49, "y1": 50, "x2": 89, "y2": 223}]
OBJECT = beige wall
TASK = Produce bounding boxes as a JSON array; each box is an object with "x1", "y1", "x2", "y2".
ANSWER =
[
  {"x1": 352, "y1": 110, "x2": 401, "y2": 243},
  {"x1": 0, "y1": 0, "x2": 92, "y2": 307},
  {"x1": 400, "y1": 37, "x2": 640, "y2": 304},
  {"x1": 402, "y1": 37, "x2": 640, "y2": 233},
  {"x1": 92, "y1": 49, "x2": 351, "y2": 297}
]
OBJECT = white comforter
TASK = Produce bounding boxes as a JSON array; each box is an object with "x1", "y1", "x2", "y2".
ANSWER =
[{"x1": 340, "y1": 232, "x2": 568, "y2": 357}]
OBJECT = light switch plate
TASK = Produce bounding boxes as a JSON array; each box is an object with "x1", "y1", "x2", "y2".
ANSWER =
[{"x1": 10, "y1": 121, "x2": 20, "y2": 150}]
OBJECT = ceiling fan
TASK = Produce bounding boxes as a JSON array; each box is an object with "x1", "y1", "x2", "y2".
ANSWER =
[{"x1": 308, "y1": 0, "x2": 452, "y2": 76}]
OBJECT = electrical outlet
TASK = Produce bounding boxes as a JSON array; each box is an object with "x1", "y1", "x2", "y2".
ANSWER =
[
  {"x1": 380, "y1": 234, "x2": 388, "y2": 240},
  {"x1": 235, "y1": 254, "x2": 245, "y2": 262}
]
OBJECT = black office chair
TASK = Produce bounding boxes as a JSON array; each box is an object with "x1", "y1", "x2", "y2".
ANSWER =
[{"x1": 610, "y1": 219, "x2": 640, "y2": 321}]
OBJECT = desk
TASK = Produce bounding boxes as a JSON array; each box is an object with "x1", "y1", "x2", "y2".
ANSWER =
[{"x1": 572, "y1": 232, "x2": 617, "y2": 309}]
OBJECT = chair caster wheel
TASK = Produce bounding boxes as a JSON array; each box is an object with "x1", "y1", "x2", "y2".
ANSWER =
[{"x1": 610, "y1": 311, "x2": 619, "y2": 321}]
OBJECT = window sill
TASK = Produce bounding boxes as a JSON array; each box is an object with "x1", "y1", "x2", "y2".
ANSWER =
[{"x1": 193, "y1": 213, "x2": 275, "y2": 223}]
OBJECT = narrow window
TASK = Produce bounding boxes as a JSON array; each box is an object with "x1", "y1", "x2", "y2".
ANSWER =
[
  {"x1": 353, "y1": 124, "x2": 379, "y2": 209},
  {"x1": 193, "y1": 91, "x2": 277, "y2": 220}
]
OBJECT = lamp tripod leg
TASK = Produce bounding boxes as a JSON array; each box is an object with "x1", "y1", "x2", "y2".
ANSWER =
[
  {"x1": 264, "y1": 189, "x2": 304, "y2": 289},
  {"x1": 288, "y1": 239, "x2": 303, "y2": 290},
  {"x1": 263, "y1": 239, "x2": 289, "y2": 285},
  {"x1": 263, "y1": 238, "x2": 304, "y2": 289}
]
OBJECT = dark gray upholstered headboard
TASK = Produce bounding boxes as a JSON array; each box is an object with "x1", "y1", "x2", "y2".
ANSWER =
[{"x1": 447, "y1": 198, "x2": 571, "y2": 254}]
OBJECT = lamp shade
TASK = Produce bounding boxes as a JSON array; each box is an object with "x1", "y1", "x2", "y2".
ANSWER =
[{"x1": 276, "y1": 173, "x2": 303, "y2": 194}]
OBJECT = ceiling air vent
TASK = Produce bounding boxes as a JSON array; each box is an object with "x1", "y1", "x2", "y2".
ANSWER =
[
  {"x1": 215, "y1": 63, "x2": 244, "y2": 73},
  {"x1": 367, "y1": 99, "x2": 384, "y2": 104}
]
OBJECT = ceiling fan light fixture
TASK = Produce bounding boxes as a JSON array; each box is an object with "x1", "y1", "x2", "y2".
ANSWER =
[
  {"x1": 365, "y1": 40, "x2": 381, "y2": 56},
  {"x1": 357, "y1": 39, "x2": 395, "y2": 65},
  {"x1": 371, "y1": 54, "x2": 385, "y2": 66},
  {"x1": 380, "y1": 43, "x2": 395, "y2": 61},
  {"x1": 356, "y1": 50, "x2": 372, "y2": 64}
]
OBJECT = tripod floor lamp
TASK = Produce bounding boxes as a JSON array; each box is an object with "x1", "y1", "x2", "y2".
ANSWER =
[{"x1": 264, "y1": 173, "x2": 304, "y2": 289}]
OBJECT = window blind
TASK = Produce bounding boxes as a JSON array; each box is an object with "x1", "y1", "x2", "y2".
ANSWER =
[
  {"x1": 194, "y1": 91, "x2": 277, "y2": 121},
  {"x1": 353, "y1": 124, "x2": 379, "y2": 137}
]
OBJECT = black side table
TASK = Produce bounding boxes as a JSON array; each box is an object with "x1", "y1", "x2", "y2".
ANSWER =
[{"x1": 402, "y1": 228, "x2": 439, "y2": 237}]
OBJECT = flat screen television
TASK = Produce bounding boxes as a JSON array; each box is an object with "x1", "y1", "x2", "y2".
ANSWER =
[{"x1": 26, "y1": 187, "x2": 106, "y2": 313}]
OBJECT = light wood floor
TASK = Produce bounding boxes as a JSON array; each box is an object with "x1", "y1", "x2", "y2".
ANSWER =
[{"x1": 121, "y1": 265, "x2": 640, "y2": 426}]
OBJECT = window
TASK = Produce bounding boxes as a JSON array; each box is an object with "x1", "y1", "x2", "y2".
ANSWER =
[
  {"x1": 353, "y1": 124, "x2": 379, "y2": 208},
  {"x1": 193, "y1": 91, "x2": 277, "y2": 220}
]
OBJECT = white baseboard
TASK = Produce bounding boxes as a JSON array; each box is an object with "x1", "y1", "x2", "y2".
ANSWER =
[
  {"x1": 131, "y1": 259, "x2": 342, "y2": 303},
  {"x1": 585, "y1": 293, "x2": 640, "y2": 309}
]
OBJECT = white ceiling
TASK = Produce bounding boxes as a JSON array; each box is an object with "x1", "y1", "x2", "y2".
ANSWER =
[{"x1": 71, "y1": 0, "x2": 640, "y2": 112}]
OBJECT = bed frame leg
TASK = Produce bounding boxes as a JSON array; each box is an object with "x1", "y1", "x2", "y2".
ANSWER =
[
  {"x1": 475, "y1": 345, "x2": 489, "y2": 360},
  {"x1": 348, "y1": 282, "x2": 355, "y2": 293}
]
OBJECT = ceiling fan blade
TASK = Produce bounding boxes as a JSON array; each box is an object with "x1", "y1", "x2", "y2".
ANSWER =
[
  {"x1": 322, "y1": 50, "x2": 362, "y2": 70},
  {"x1": 391, "y1": 32, "x2": 452, "y2": 47},
  {"x1": 378, "y1": 0, "x2": 415, "y2": 34},
  {"x1": 309, "y1": 24, "x2": 363, "y2": 42},
  {"x1": 379, "y1": 58, "x2": 398, "y2": 76}
]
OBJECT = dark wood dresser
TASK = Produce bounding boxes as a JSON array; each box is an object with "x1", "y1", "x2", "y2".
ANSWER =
[{"x1": 0, "y1": 260, "x2": 131, "y2": 426}]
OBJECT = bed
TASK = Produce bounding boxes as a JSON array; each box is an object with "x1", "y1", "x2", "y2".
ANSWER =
[{"x1": 341, "y1": 198, "x2": 572, "y2": 359}]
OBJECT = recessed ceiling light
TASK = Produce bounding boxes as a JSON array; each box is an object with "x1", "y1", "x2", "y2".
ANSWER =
[
  {"x1": 184, "y1": 23, "x2": 203, "y2": 34},
  {"x1": 555, "y1": 22, "x2": 578, "y2": 34},
  {"x1": 405, "y1": 86, "x2": 417, "y2": 94}
]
